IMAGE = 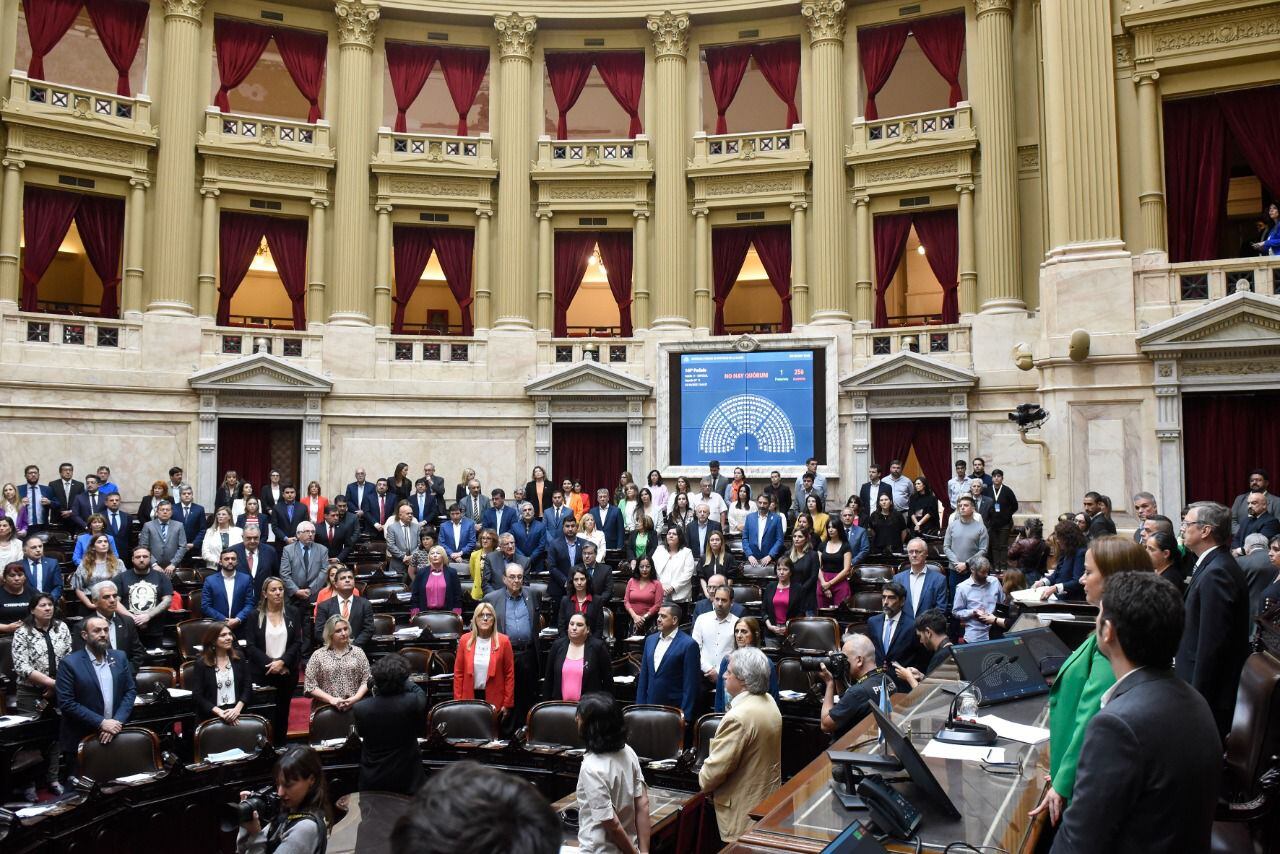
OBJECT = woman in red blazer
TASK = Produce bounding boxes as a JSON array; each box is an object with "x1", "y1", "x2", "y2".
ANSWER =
[
  {"x1": 303, "y1": 481, "x2": 329, "y2": 525},
  {"x1": 452, "y1": 601, "x2": 514, "y2": 715}
]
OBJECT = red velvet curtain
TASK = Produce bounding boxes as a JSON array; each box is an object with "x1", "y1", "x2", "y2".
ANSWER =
[
  {"x1": 545, "y1": 52, "x2": 595, "y2": 140},
  {"x1": 20, "y1": 186, "x2": 81, "y2": 312},
  {"x1": 858, "y1": 22, "x2": 909, "y2": 121},
  {"x1": 553, "y1": 231, "x2": 597, "y2": 337},
  {"x1": 911, "y1": 13, "x2": 965, "y2": 108},
  {"x1": 213, "y1": 18, "x2": 273, "y2": 113},
  {"x1": 751, "y1": 40, "x2": 801, "y2": 128},
  {"x1": 1183, "y1": 392, "x2": 1280, "y2": 506},
  {"x1": 74, "y1": 194, "x2": 125, "y2": 318},
  {"x1": 553, "y1": 422, "x2": 626, "y2": 500},
  {"x1": 751, "y1": 225, "x2": 793, "y2": 332},
  {"x1": 596, "y1": 231, "x2": 634, "y2": 337},
  {"x1": 873, "y1": 213, "x2": 913, "y2": 328},
  {"x1": 385, "y1": 41, "x2": 439, "y2": 133},
  {"x1": 439, "y1": 46, "x2": 489, "y2": 135},
  {"x1": 911, "y1": 419, "x2": 955, "y2": 512},
  {"x1": 272, "y1": 27, "x2": 327, "y2": 123},
  {"x1": 1162, "y1": 97, "x2": 1226, "y2": 263},
  {"x1": 594, "y1": 51, "x2": 645, "y2": 138},
  {"x1": 711, "y1": 227, "x2": 755, "y2": 335},
  {"x1": 428, "y1": 228, "x2": 475, "y2": 336},
  {"x1": 22, "y1": 0, "x2": 82, "y2": 82},
  {"x1": 391, "y1": 225, "x2": 434, "y2": 334},
  {"x1": 262, "y1": 217, "x2": 308, "y2": 330},
  {"x1": 216, "y1": 211, "x2": 267, "y2": 326},
  {"x1": 704, "y1": 44, "x2": 753, "y2": 134},
  {"x1": 84, "y1": 0, "x2": 149, "y2": 97},
  {"x1": 1218, "y1": 86, "x2": 1280, "y2": 200},
  {"x1": 871, "y1": 420, "x2": 915, "y2": 473},
  {"x1": 913, "y1": 209, "x2": 959, "y2": 323},
  {"x1": 217, "y1": 420, "x2": 273, "y2": 495}
]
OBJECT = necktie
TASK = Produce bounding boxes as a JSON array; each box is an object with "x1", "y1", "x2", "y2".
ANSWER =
[
  {"x1": 248, "y1": 551, "x2": 256, "y2": 574},
  {"x1": 30, "y1": 489, "x2": 40, "y2": 524},
  {"x1": 32, "y1": 561, "x2": 42, "y2": 592},
  {"x1": 159, "y1": 524, "x2": 168, "y2": 544},
  {"x1": 287, "y1": 504, "x2": 294, "y2": 522},
  {"x1": 327, "y1": 524, "x2": 333, "y2": 541},
  {"x1": 111, "y1": 512, "x2": 119, "y2": 531},
  {"x1": 883, "y1": 618, "x2": 893, "y2": 651},
  {"x1": 341, "y1": 599, "x2": 350, "y2": 620},
  {"x1": 89, "y1": 495, "x2": 97, "y2": 513},
  {"x1": 302, "y1": 545, "x2": 310, "y2": 567},
  {"x1": 379, "y1": 496, "x2": 385, "y2": 519}
]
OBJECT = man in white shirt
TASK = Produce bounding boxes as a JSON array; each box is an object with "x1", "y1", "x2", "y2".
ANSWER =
[
  {"x1": 692, "y1": 587, "x2": 739, "y2": 685},
  {"x1": 947, "y1": 459, "x2": 972, "y2": 512},
  {"x1": 697, "y1": 480, "x2": 729, "y2": 528},
  {"x1": 884, "y1": 459, "x2": 912, "y2": 512},
  {"x1": 793, "y1": 457, "x2": 826, "y2": 503}
]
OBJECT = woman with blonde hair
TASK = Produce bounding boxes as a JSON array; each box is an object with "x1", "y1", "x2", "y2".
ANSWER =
[
  {"x1": 304, "y1": 615, "x2": 370, "y2": 711},
  {"x1": 0, "y1": 483, "x2": 28, "y2": 536},
  {"x1": 244, "y1": 576, "x2": 301, "y2": 742},
  {"x1": 71, "y1": 534, "x2": 125, "y2": 614},
  {"x1": 453, "y1": 601, "x2": 514, "y2": 718},
  {"x1": 201, "y1": 506, "x2": 243, "y2": 568},
  {"x1": 455, "y1": 468, "x2": 477, "y2": 505},
  {"x1": 579, "y1": 512, "x2": 607, "y2": 555},
  {"x1": 410, "y1": 545, "x2": 462, "y2": 615},
  {"x1": 468, "y1": 528, "x2": 498, "y2": 598},
  {"x1": 303, "y1": 481, "x2": 328, "y2": 524}
]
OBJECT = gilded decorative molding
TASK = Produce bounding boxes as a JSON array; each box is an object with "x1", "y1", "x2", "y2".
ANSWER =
[
  {"x1": 646, "y1": 12, "x2": 689, "y2": 58},
  {"x1": 974, "y1": 0, "x2": 1013, "y2": 17},
  {"x1": 494, "y1": 13, "x2": 538, "y2": 59},
  {"x1": 705, "y1": 176, "x2": 793, "y2": 196},
  {"x1": 24, "y1": 128, "x2": 133, "y2": 165},
  {"x1": 800, "y1": 0, "x2": 846, "y2": 43},
  {"x1": 161, "y1": 0, "x2": 205, "y2": 21},
  {"x1": 335, "y1": 0, "x2": 380, "y2": 49}
]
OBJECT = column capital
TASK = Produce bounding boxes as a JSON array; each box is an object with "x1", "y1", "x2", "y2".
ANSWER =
[
  {"x1": 974, "y1": 0, "x2": 1013, "y2": 18},
  {"x1": 199, "y1": 186, "x2": 219, "y2": 199},
  {"x1": 335, "y1": 0, "x2": 380, "y2": 49},
  {"x1": 955, "y1": 181, "x2": 975, "y2": 194},
  {"x1": 373, "y1": 203, "x2": 392, "y2": 214},
  {"x1": 535, "y1": 209, "x2": 553, "y2": 220},
  {"x1": 801, "y1": 0, "x2": 846, "y2": 44},
  {"x1": 312, "y1": 198, "x2": 331, "y2": 209},
  {"x1": 494, "y1": 13, "x2": 537, "y2": 59},
  {"x1": 129, "y1": 177, "x2": 151, "y2": 190},
  {"x1": 850, "y1": 192, "x2": 869, "y2": 207},
  {"x1": 2, "y1": 158, "x2": 26, "y2": 171},
  {"x1": 691, "y1": 206, "x2": 709, "y2": 218},
  {"x1": 162, "y1": 0, "x2": 205, "y2": 21},
  {"x1": 633, "y1": 208, "x2": 650, "y2": 220},
  {"x1": 1132, "y1": 68, "x2": 1161, "y2": 85},
  {"x1": 647, "y1": 12, "x2": 690, "y2": 58},
  {"x1": 475, "y1": 208, "x2": 493, "y2": 219},
  {"x1": 790, "y1": 200, "x2": 808, "y2": 212}
]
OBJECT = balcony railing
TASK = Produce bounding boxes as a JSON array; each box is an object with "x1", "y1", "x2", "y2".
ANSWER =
[
  {"x1": 849, "y1": 103, "x2": 974, "y2": 151},
  {"x1": 542, "y1": 337, "x2": 640, "y2": 367},
  {"x1": 374, "y1": 130, "x2": 494, "y2": 168},
  {"x1": 689, "y1": 126, "x2": 809, "y2": 170},
  {"x1": 855, "y1": 322, "x2": 970, "y2": 359},
  {"x1": 5, "y1": 72, "x2": 152, "y2": 135},
  {"x1": 1135, "y1": 254, "x2": 1280, "y2": 317},
  {"x1": 3, "y1": 309, "x2": 140, "y2": 352},
  {"x1": 721, "y1": 322, "x2": 785, "y2": 335},
  {"x1": 201, "y1": 108, "x2": 332, "y2": 158},
  {"x1": 378, "y1": 333, "x2": 485, "y2": 366},
  {"x1": 534, "y1": 136, "x2": 652, "y2": 172},
  {"x1": 201, "y1": 327, "x2": 320, "y2": 362}
]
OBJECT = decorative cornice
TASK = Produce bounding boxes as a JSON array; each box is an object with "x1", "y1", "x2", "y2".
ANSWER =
[
  {"x1": 974, "y1": 0, "x2": 1013, "y2": 17},
  {"x1": 335, "y1": 0, "x2": 379, "y2": 49},
  {"x1": 801, "y1": 0, "x2": 846, "y2": 44},
  {"x1": 647, "y1": 12, "x2": 690, "y2": 58},
  {"x1": 161, "y1": 0, "x2": 205, "y2": 21},
  {"x1": 494, "y1": 13, "x2": 538, "y2": 59}
]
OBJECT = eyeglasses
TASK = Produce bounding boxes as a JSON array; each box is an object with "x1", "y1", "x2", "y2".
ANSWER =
[{"x1": 1180, "y1": 519, "x2": 1210, "y2": 530}]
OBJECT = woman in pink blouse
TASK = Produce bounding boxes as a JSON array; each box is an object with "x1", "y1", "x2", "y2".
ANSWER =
[
  {"x1": 623, "y1": 556, "x2": 662, "y2": 636},
  {"x1": 543, "y1": 613, "x2": 613, "y2": 702},
  {"x1": 763, "y1": 558, "x2": 805, "y2": 641},
  {"x1": 409, "y1": 545, "x2": 461, "y2": 615}
]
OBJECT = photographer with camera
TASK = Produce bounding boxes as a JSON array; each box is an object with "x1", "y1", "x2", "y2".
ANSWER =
[
  {"x1": 237, "y1": 745, "x2": 330, "y2": 854},
  {"x1": 816, "y1": 633, "x2": 894, "y2": 741}
]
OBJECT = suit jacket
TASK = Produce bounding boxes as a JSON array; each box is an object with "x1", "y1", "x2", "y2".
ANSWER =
[
  {"x1": 259, "y1": 483, "x2": 284, "y2": 514},
  {"x1": 201, "y1": 571, "x2": 257, "y2": 625},
  {"x1": 698, "y1": 691, "x2": 783, "y2": 842},
  {"x1": 482, "y1": 550, "x2": 529, "y2": 596},
  {"x1": 635, "y1": 630, "x2": 700, "y2": 723},
  {"x1": 232, "y1": 543, "x2": 280, "y2": 599},
  {"x1": 315, "y1": 595, "x2": 375, "y2": 648},
  {"x1": 453, "y1": 630, "x2": 514, "y2": 708},
  {"x1": 459, "y1": 493, "x2": 490, "y2": 525},
  {"x1": 1232, "y1": 490, "x2": 1280, "y2": 534},
  {"x1": 523, "y1": 480, "x2": 551, "y2": 516},
  {"x1": 1175, "y1": 547, "x2": 1250, "y2": 735},
  {"x1": 481, "y1": 504, "x2": 518, "y2": 536},
  {"x1": 763, "y1": 581, "x2": 807, "y2": 625},
  {"x1": 1047, "y1": 548, "x2": 1088, "y2": 600},
  {"x1": 344, "y1": 481, "x2": 373, "y2": 517},
  {"x1": 857, "y1": 481, "x2": 893, "y2": 516},
  {"x1": 624, "y1": 529, "x2": 659, "y2": 566},
  {"x1": 1049, "y1": 669, "x2": 1220, "y2": 854},
  {"x1": 868, "y1": 611, "x2": 922, "y2": 689},
  {"x1": 18, "y1": 483, "x2": 57, "y2": 527},
  {"x1": 353, "y1": 684, "x2": 428, "y2": 795},
  {"x1": 542, "y1": 506, "x2": 573, "y2": 546},
  {"x1": 510, "y1": 519, "x2": 546, "y2": 572},
  {"x1": 1232, "y1": 511, "x2": 1280, "y2": 550},
  {"x1": 1086, "y1": 512, "x2": 1116, "y2": 540},
  {"x1": 215, "y1": 483, "x2": 244, "y2": 511},
  {"x1": 280, "y1": 541, "x2": 330, "y2": 603},
  {"x1": 589, "y1": 504, "x2": 625, "y2": 551},
  {"x1": 172, "y1": 502, "x2": 207, "y2": 549},
  {"x1": 409, "y1": 565, "x2": 463, "y2": 614},
  {"x1": 742, "y1": 512, "x2": 785, "y2": 562},
  {"x1": 270, "y1": 502, "x2": 305, "y2": 542},
  {"x1": 55, "y1": 648, "x2": 137, "y2": 751},
  {"x1": 72, "y1": 610, "x2": 144, "y2": 674},
  {"x1": 22, "y1": 556, "x2": 63, "y2": 604},
  {"x1": 384, "y1": 519, "x2": 421, "y2": 576},
  {"x1": 846, "y1": 524, "x2": 871, "y2": 566},
  {"x1": 48, "y1": 478, "x2": 84, "y2": 517},
  {"x1": 243, "y1": 608, "x2": 302, "y2": 677},
  {"x1": 69, "y1": 491, "x2": 108, "y2": 530},
  {"x1": 971, "y1": 494, "x2": 995, "y2": 527},
  {"x1": 484, "y1": 587, "x2": 543, "y2": 649},
  {"x1": 190, "y1": 655, "x2": 252, "y2": 719},
  {"x1": 892, "y1": 567, "x2": 949, "y2": 620},
  {"x1": 546, "y1": 534, "x2": 590, "y2": 600},
  {"x1": 314, "y1": 517, "x2": 356, "y2": 563},
  {"x1": 102, "y1": 508, "x2": 132, "y2": 558},
  {"x1": 684, "y1": 520, "x2": 723, "y2": 559},
  {"x1": 438, "y1": 518, "x2": 477, "y2": 560},
  {"x1": 543, "y1": 636, "x2": 613, "y2": 701},
  {"x1": 557, "y1": 593, "x2": 606, "y2": 637},
  {"x1": 138, "y1": 519, "x2": 187, "y2": 568},
  {"x1": 988, "y1": 485, "x2": 1019, "y2": 528},
  {"x1": 406, "y1": 492, "x2": 440, "y2": 525}
]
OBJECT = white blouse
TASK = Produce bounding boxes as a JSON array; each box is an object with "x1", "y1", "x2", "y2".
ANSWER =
[
  {"x1": 215, "y1": 662, "x2": 236, "y2": 706},
  {"x1": 202, "y1": 525, "x2": 244, "y2": 568},
  {"x1": 653, "y1": 547, "x2": 696, "y2": 603},
  {"x1": 264, "y1": 615, "x2": 288, "y2": 660},
  {"x1": 472, "y1": 636, "x2": 492, "y2": 690}
]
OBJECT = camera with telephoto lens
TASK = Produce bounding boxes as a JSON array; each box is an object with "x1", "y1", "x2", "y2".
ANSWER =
[
  {"x1": 800, "y1": 651, "x2": 848, "y2": 676},
  {"x1": 235, "y1": 785, "x2": 281, "y2": 825}
]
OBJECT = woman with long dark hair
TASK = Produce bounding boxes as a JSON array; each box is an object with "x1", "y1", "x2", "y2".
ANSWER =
[
  {"x1": 192, "y1": 622, "x2": 252, "y2": 724},
  {"x1": 907, "y1": 477, "x2": 939, "y2": 538},
  {"x1": 545, "y1": 613, "x2": 613, "y2": 701},
  {"x1": 574, "y1": 692, "x2": 650, "y2": 854},
  {"x1": 236, "y1": 745, "x2": 331, "y2": 853},
  {"x1": 696, "y1": 530, "x2": 736, "y2": 599},
  {"x1": 12, "y1": 592, "x2": 70, "y2": 797},
  {"x1": 867, "y1": 494, "x2": 908, "y2": 556},
  {"x1": 646, "y1": 470, "x2": 669, "y2": 515},
  {"x1": 388, "y1": 463, "x2": 412, "y2": 503},
  {"x1": 558, "y1": 567, "x2": 605, "y2": 637},
  {"x1": 1145, "y1": 530, "x2": 1187, "y2": 594},
  {"x1": 817, "y1": 518, "x2": 853, "y2": 608},
  {"x1": 1035, "y1": 519, "x2": 1089, "y2": 601}
]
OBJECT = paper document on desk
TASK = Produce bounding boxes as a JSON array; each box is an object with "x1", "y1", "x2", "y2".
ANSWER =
[
  {"x1": 976, "y1": 715, "x2": 1050, "y2": 744},
  {"x1": 206, "y1": 748, "x2": 251, "y2": 763},
  {"x1": 921, "y1": 742, "x2": 1006, "y2": 763},
  {"x1": 1012, "y1": 588, "x2": 1054, "y2": 604},
  {"x1": 166, "y1": 688, "x2": 193, "y2": 698}
]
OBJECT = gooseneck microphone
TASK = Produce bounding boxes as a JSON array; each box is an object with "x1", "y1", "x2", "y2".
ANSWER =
[{"x1": 934, "y1": 654, "x2": 1007, "y2": 746}]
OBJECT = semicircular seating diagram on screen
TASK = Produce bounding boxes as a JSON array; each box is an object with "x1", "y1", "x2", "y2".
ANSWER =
[{"x1": 698, "y1": 394, "x2": 797, "y2": 455}]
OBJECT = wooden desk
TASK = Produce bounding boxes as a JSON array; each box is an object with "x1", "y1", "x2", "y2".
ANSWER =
[
  {"x1": 553, "y1": 784, "x2": 692, "y2": 849},
  {"x1": 737, "y1": 669, "x2": 1050, "y2": 853}
]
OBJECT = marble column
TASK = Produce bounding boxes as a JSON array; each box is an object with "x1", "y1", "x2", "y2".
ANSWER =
[
  {"x1": 973, "y1": 0, "x2": 1023, "y2": 311},
  {"x1": 801, "y1": 0, "x2": 849, "y2": 323},
  {"x1": 646, "y1": 12, "x2": 691, "y2": 329},
  {"x1": 1134, "y1": 70, "x2": 1165, "y2": 254},
  {"x1": 536, "y1": 210, "x2": 553, "y2": 332},
  {"x1": 790, "y1": 200, "x2": 808, "y2": 325},
  {"x1": 328, "y1": 0, "x2": 379, "y2": 325},
  {"x1": 492, "y1": 13, "x2": 538, "y2": 330},
  {"x1": 692, "y1": 206, "x2": 710, "y2": 330},
  {"x1": 307, "y1": 198, "x2": 328, "y2": 327},
  {"x1": 0, "y1": 157, "x2": 25, "y2": 306},
  {"x1": 150, "y1": 0, "x2": 206, "y2": 314},
  {"x1": 123, "y1": 177, "x2": 148, "y2": 315},
  {"x1": 957, "y1": 182, "x2": 977, "y2": 316},
  {"x1": 373, "y1": 204, "x2": 391, "y2": 329},
  {"x1": 1040, "y1": 0, "x2": 1124, "y2": 258},
  {"x1": 473, "y1": 209, "x2": 492, "y2": 330},
  {"x1": 631, "y1": 209, "x2": 649, "y2": 330},
  {"x1": 196, "y1": 187, "x2": 219, "y2": 318},
  {"x1": 852, "y1": 193, "x2": 872, "y2": 324}
]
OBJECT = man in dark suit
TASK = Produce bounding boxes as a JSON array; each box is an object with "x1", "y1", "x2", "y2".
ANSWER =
[
  {"x1": 893, "y1": 539, "x2": 949, "y2": 619},
  {"x1": 1050, "y1": 572, "x2": 1221, "y2": 853},
  {"x1": 315, "y1": 505, "x2": 355, "y2": 564},
  {"x1": 271, "y1": 485, "x2": 304, "y2": 544},
  {"x1": 483, "y1": 533, "x2": 530, "y2": 596},
  {"x1": 1177, "y1": 501, "x2": 1250, "y2": 737},
  {"x1": 56, "y1": 615, "x2": 137, "y2": 771},
  {"x1": 421, "y1": 463, "x2": 447, "y2": 504},
  {"x1": 636, "y1": 604, "x2": 701, "y2": 723},
  {"x1": 438, "y1": 504, "x2": 477, "y2": 564},
  {"x1": 684, "y1": 504, "x2": 722, "y2": 560},
  {"x1": 742, "y1": 493, "x2": 785, "y2": 568},
  {"x1": 580, "y1": 543, "x2": 613, "y2": 601},
  {"x1": 510, "y1": 502, "x2": 546, "y2": 573},
  {"x1": 460, "y1": 480, "x2": 490, "y2": 526},
  {"x1": 101, "y1": 493, "x2": 132, "y2": 558},
  {"x1": 366, "y1": 479, "x2": 395, "y2": 537},
  {"x1": 1230, "y1": 469, "x2": 1280, "y2": 535},
  {"x1": 21, "y1": 536, "x2": 63, "y2": 603},
  {"x1": 68, "y1": 474, "x2": 105, "y2": 530},
  {"x1": 314, "y1": 566, "x2": 374, "y2": 648},
  {"x1": 541, "y1": 491, "x2": 572, "y2": 549},
  {"x1": 692, "y1": 574, "x2": 745, "y2": 619},
  {"x1": 232, "y1": 526, "x2": 279, "y2": 599},
  {"x1": 172, "y1": 485, "x2": 207, "y2": 552},
  {"x1": 1231, "y1": 490, "x2": 1279, "y2": 555},
  {"x1": 969, "y1": 479, "x2": 994, "y2": 528},
  {"x1": 201, "y1": 550, "x2": 256, "y2": 635},
  {"x1": 407, "y1": 479, "x2": 440, "y2": 525},
  {"x1": 545, "y1": 514, "x2": 589, "y2": 601},
  {"x1": 481, "y1": 488, "x2": 518, "y2": 537},
  {"x1": 588, "y1": 488, "x2": 625, "y2": 552},
  {"x1": 840, "y1": 507, "x2": 871, "y2": 566},
  {"x1": 345, "y1": 468, "x2": 374, "y2": 531},
  {"x1": 868, "y1": 583, "x2": 922, "y2": 691},
  {"x1": 73, "y1": 580, "x2": 145, "y2": 673},
  {"x1": 483, "y1": 563, "x2": 543, "y2": 735},
  {"x1": 987, "y1": 470, "x2": 1018, "y2": 570},
  {"x1": 20, "y1": 464, "x2": 58, "y2": 533},
  {"x1": 705, "y1": 460, "x2": 731, "y2": 498},
  {"x1": 138, "y1": 500, "x2": 187, "y2": 573},
  {"x1": 49, "y1": 462, "x2": 84, "y2": 528},
  {"x1": 1083, "y1": 491, "x2": 1116, "y2": 540},
  {"x1": 857, "y1": 465, "x2": 893, "y2": 517}
]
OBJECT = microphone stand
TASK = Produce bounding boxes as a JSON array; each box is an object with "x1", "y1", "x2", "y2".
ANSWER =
[{"x1": 934, "y1": 655, "x2": 1005, "y2": 746}]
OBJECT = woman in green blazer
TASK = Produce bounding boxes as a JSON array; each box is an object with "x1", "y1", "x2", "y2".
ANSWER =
[{"x1": 1030, "y1": 535, "x2": 1152, "y2": 826}]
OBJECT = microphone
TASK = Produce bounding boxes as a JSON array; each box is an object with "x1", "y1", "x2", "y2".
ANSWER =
[{"x1": 935, "y1": 654, "x2": 1006, "y2": 746}]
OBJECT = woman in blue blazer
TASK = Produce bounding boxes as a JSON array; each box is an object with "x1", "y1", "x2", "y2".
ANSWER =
[{"x1": 1034, "y1": 520, "x2": 1088, "y2": 601}]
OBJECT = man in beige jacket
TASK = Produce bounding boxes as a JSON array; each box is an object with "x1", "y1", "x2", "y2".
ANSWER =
[{"x1": 698, "y1": 646, "x2": 783, "y2": 842}]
